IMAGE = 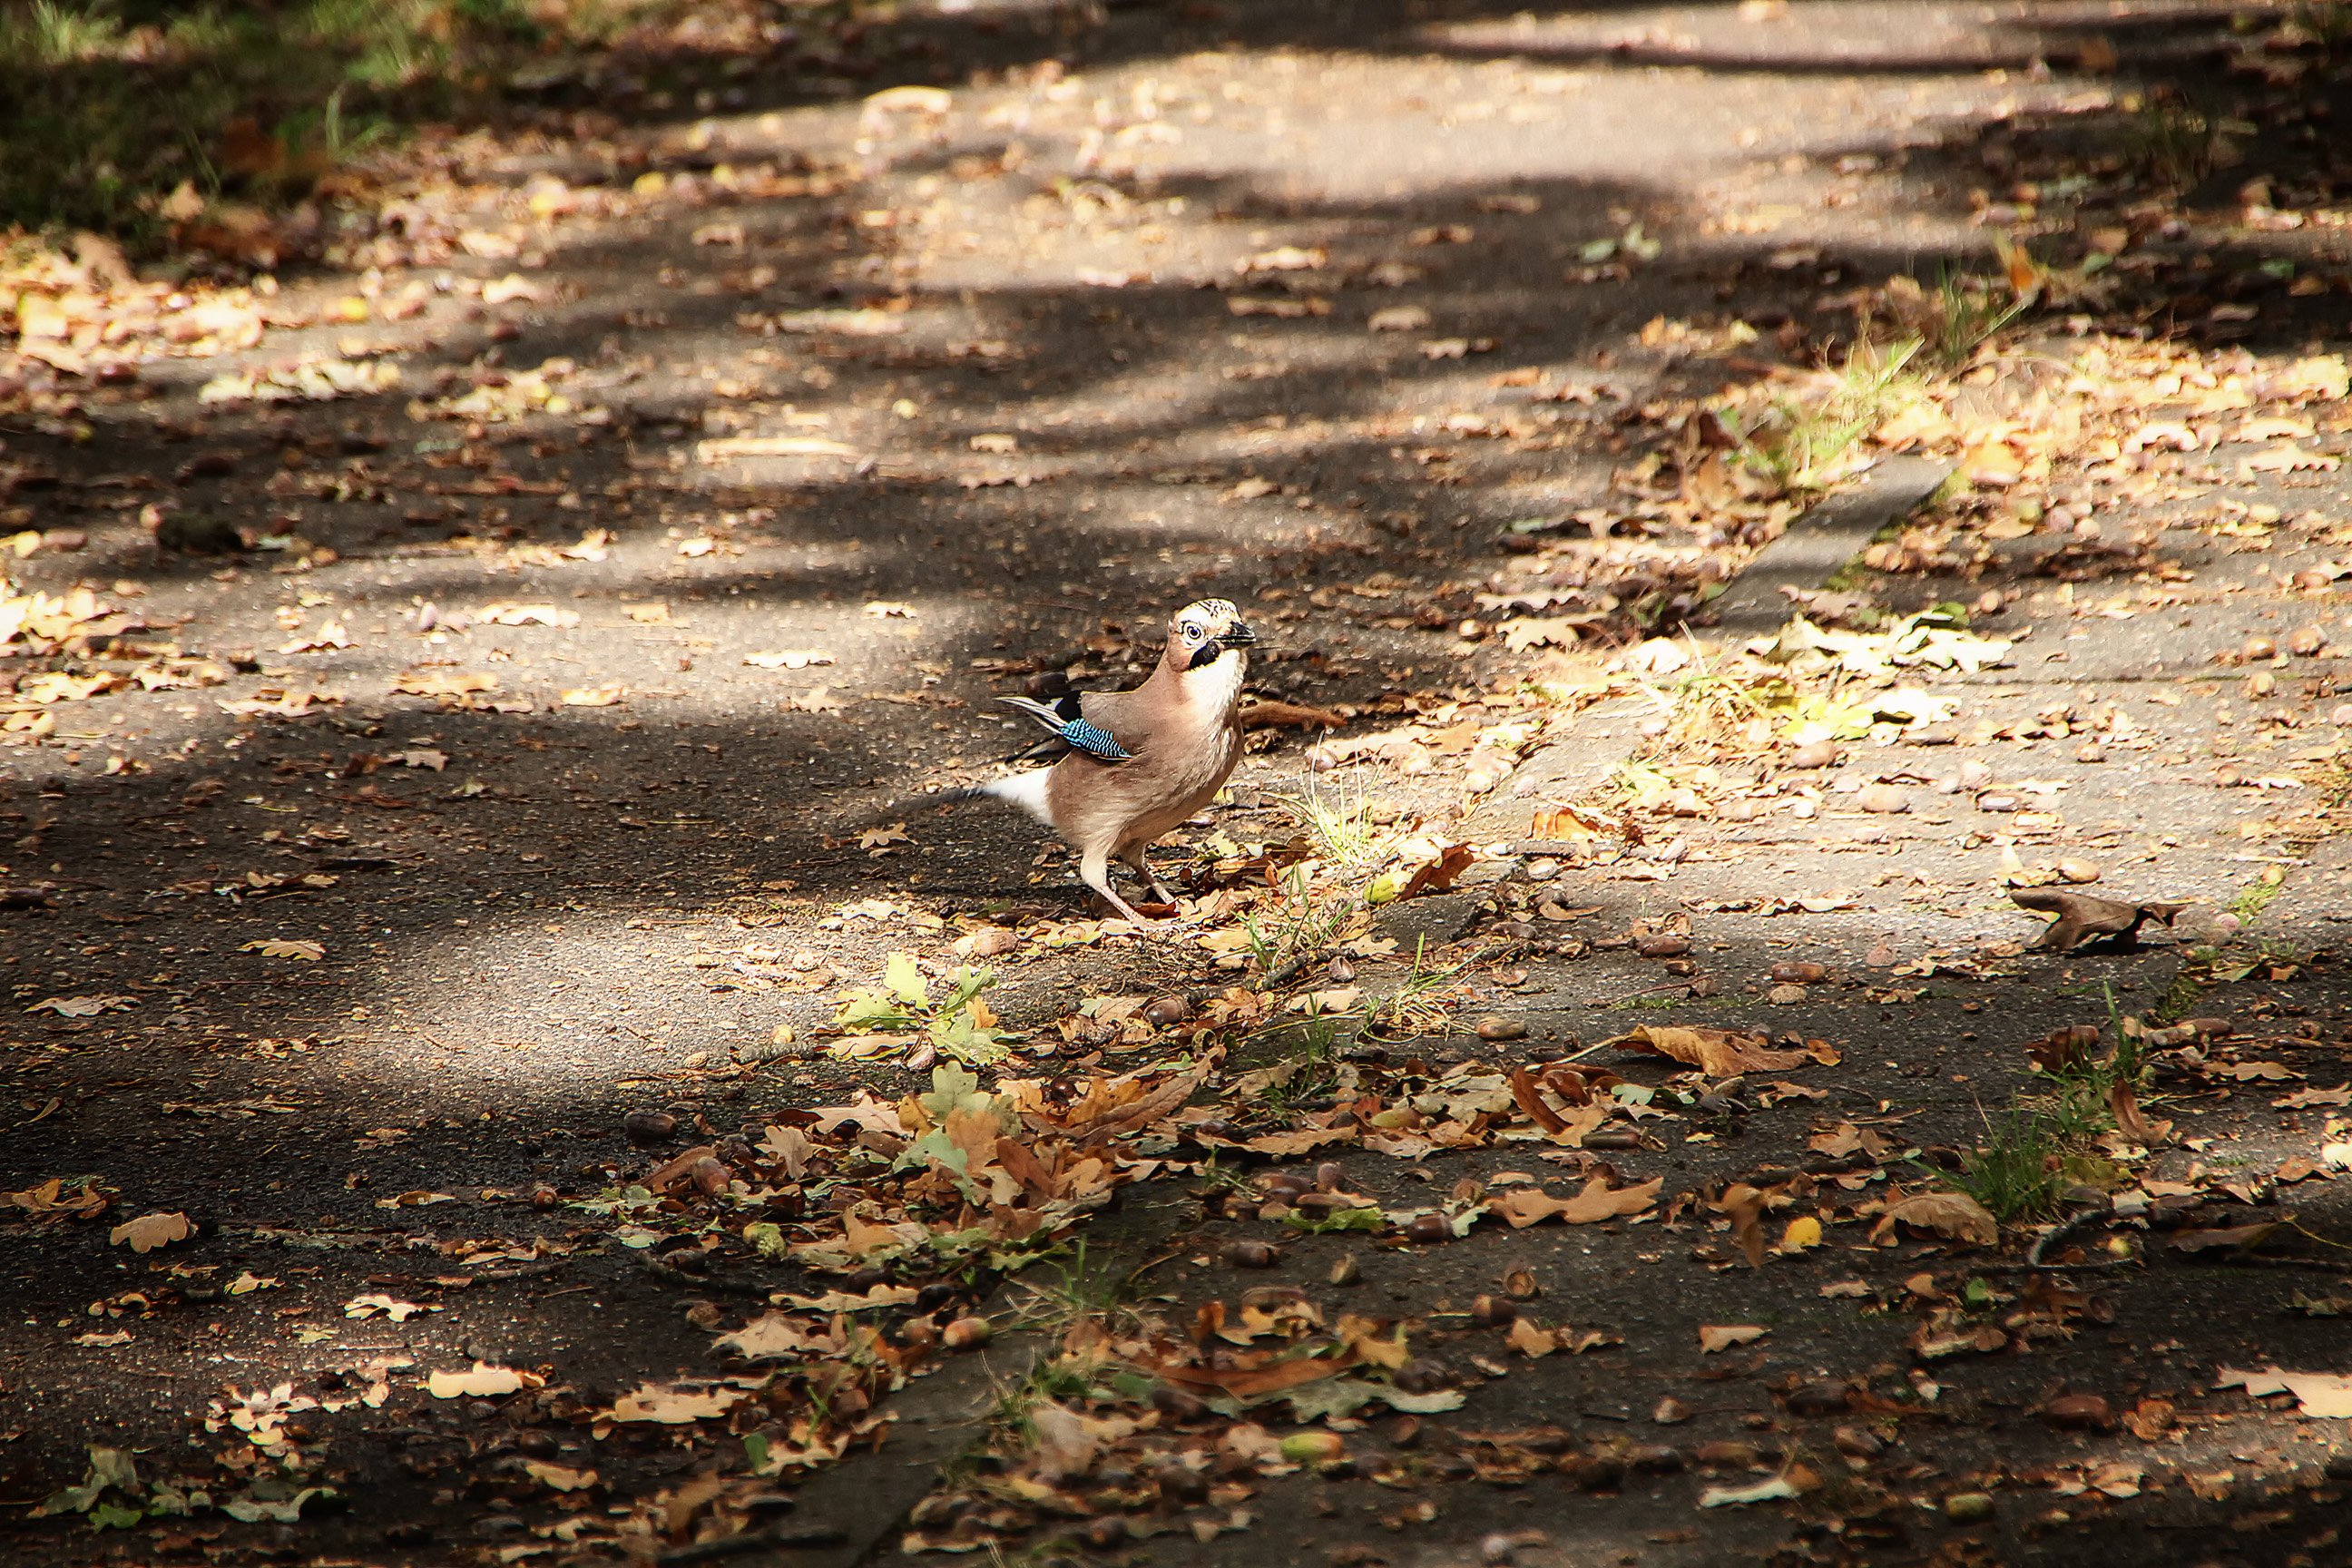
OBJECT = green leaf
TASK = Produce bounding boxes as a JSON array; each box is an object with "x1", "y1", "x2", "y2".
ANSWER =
[
  {"x1": 930, "y1": 1009, "x2": 1014, "y2": 1066},
  {"x1": 917, "y1": 1063, "x2": 987, "y2": 1124},
  {"x1": 884, "y1": 952, "x2": 929, "y2": 1008},
  {"x1": 742, "y1": 1433, "x2": 771, "y2": 1474},
  {"x1": 939, "y1": 965, "x2": 998, "y2": 1015},
  {"x1": 86, "y1": 1502, "x2": 144, "y2": 1532},
  {"x1": 1283, "y1": 1206, "x2": 1383, "y2": 1234},
  {"x1": 834, "y1": 991, "x2": 917, "y2": 1034},
  {"x1": 1284, "y1": 1378, "x2": 1377, "y2": 1423}
]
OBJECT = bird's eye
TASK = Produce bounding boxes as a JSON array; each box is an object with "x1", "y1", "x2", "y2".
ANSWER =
[{"x1": 1183, "y1": 624, "x2": 1203, "y2": 642}]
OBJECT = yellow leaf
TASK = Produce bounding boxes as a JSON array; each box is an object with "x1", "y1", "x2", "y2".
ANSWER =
[{"x1": 1780, "y1": 1215, "x2": 1824, "y2": 1251}]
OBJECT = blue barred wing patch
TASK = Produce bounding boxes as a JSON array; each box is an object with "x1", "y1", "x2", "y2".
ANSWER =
[{"x1": 1063, "y1": 718, "x2": 1132, "y2": 761}]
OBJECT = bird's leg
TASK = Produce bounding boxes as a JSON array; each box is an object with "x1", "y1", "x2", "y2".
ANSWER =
[
  {"x1": 1117, "y1": 842, "x2": 1178, "y2": 906},
  {"x1": 1078, "y1": 847, "x2": 1155, "y2": 926}
]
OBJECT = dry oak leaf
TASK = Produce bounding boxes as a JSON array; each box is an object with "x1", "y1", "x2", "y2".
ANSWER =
[
  {"x1": 522, "y1": 1460, "x2": 599, "y2": 1492},
  {"x1": 1507, "y1": 1318, "x2": 1611, "y2": 1357},
  {"x1": 1699, "y1": 1324, "x2": 1768, "y2": 1354},
  {"x1": 1490, "y1": 1176, "x2": 1663, "y2": 1229},
  {"x1": 2010, "y1": 887, "x2": 2185, "y2": 952},
  {"x1": 1875, "y1": 1191, "x2": 1998, "y2": 1248},
  {"x1": 241, "y1": 938, "x2": 324, "y2": 960},
  {"x1": 2217, "y1": 1367, "x2": 2352, "y2": 1417},
  {"x1": 1603, "y1": 1024, "x2": 1825, "y2": 1077},
  {"x1": 427, "y1": 1362, "x2": 540, "y2": 1399},
  {"x1": 110, "y1": 1210, "x2": 191, "y2": 1253},
  {"x1": 610, "y1": 1382, "x2": 748, "y2": 1424}
]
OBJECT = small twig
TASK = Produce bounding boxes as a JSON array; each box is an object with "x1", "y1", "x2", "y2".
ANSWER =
[{"x1": 657, "y1": 1526, "x2": 849, "y2": 1565}]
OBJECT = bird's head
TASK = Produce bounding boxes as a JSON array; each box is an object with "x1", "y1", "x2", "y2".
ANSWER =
[{"x1": 1165, "y1": 598, "x2": 1256, "y2": 673}]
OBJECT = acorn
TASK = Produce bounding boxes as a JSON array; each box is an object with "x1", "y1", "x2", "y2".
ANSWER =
[
  {"x1": 1403, "y1": 1213, "x2": 1452, "y2": 1245},
  {"x1": 624, "y1": 1110, "x2": 677, "y2": 1144},
  {"x1": 1223, "y1": 1240, "x2": 1280, "y2": 1269},
  {"x1": 1142, "y1": 995, "x2": 1190, "y2": 1028},
  {"x1": 941, "y1": 1317, "x2": 992, "y2": 1350}
]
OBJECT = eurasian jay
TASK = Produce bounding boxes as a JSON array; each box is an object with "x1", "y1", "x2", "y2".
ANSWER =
[{"x1": 930, "y1": 598, "x2": 1256, "y2": 924}]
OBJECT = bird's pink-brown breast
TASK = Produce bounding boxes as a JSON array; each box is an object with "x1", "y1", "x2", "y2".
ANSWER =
[{"x1": 1044, "y1": 688, "x2": 1243, "y2": 855}]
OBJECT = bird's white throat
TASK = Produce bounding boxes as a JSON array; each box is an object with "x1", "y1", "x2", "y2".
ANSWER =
[{"x1": 1177, "y1": 649, "x2": 1248, "y2": 714}]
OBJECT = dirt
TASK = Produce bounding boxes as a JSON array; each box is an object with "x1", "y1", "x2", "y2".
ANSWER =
[{"x1": 7, "y1": 1, "x2": 2352, "y2": 1565}]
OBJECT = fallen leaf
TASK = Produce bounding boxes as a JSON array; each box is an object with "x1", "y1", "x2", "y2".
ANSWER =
[
  {"x1": 344, "y1": 1295, "x2": 433, "y2": 1322},
  {"x1": 522, "y1": 1460, "x2": 599, "y2": 1492},
  {"x1": 1603, "y1": 1024, "x2": 1818, "y2": 1077},
  {"x1": 426, "y1": 1362, "x2": 537, "y2": 1399},
  {"x1": 109, "y1": 1211, "x2": 191, "y2": 1253},
  {"x1": 2009, "y1": 887, "x2": 2185, "y2": 952},
  {"x1": 240, "y1": 938, "x2": 324, "y2": 960},
  {"x1": 1876, "y1": 1191, "x2": 1998, "y2": 1248},
  {"x1": 1699, "y1": 1324, "x2": 1768, "y2": 1354},
  {"x1": 1489, "y1": 1176, "x2": 1662, "y2": 1228},
  {"x1": 2217, "y1": 1367, "x2": 2352, "y2": 1417},
  {"x1": 611, "y1": 1382, "x2": 746, "y2": 1424}
]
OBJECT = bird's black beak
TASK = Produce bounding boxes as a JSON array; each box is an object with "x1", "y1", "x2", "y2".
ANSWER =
[{"x1": 1217, "y1": 622, "x2": 1258, "y2": 648}]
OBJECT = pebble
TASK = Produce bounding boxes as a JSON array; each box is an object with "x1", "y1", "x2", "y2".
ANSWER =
[
  {"x1": 1943, "y1": 1492, "x2": 1995, "y2": 1523},
  {"x1": 1769, "y1": 961, "x2": 1827, "y2": 984},
  {"x1": 2244, "y1": 634, "x2": 2278, "y2": 661},
  {"x1": 964, "y1": 926, "x2": 1019, "y2": 957},
  {"x1": 2290, "y1": 624, "x2": 2329, "y2": 656},
  {"x1": 1788, "y1": 740, "x2": 1839, "y2": 769},
  {"x1": 2057, "y1": 857, "x2": 2101, "y2": 884},
  {"x1": 1476, "y1": 1015, "x2": 1529, "y2": 1041},
  {"x1": 1856, "y1": 784, "x2": 1910, "y2": 814},
  {"x1": 1832, "y1": 1425, "x2": 1883, "y2": 1458}
]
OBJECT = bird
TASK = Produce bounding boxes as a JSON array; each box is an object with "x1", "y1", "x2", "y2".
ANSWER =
[{"x1": 919, "y1": 598, "x2": 1257, "y2": 925}]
